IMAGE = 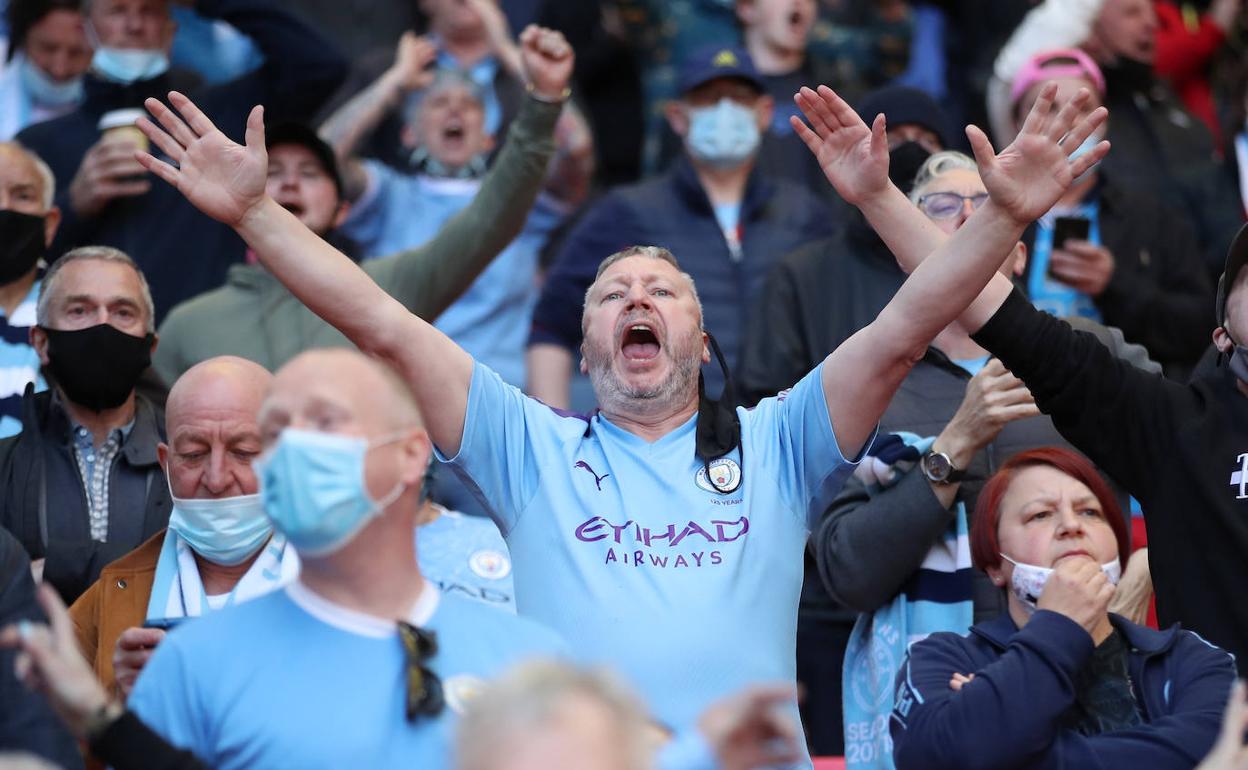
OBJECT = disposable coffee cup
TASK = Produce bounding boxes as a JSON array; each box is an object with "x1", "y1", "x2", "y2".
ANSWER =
[{"x1": 97, "y1": 108, "x2": 149, "y2": 153}]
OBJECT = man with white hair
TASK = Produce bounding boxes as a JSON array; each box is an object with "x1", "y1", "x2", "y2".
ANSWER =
[
  {"x1": 0, "y1": 246, "x2": 167, "y2": 604},
  {"x1": 0, "y1": 141, "x2": 60, "y2": 438},
  {"x1": 134, "y1": 74, "x2": 1109, "y2": 756}
]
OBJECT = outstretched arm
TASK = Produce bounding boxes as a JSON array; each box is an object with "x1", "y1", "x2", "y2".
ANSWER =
[
  {"x1": 795, "y1": 84, "x2": 1107, "y2": 457},
  {"x1": 135, "y1": 28, "x2": 576, "y2": 457}
]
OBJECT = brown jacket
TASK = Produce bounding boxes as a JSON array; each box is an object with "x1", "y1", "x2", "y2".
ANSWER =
[{"x1": 69, "y1": 530, "x2": 164, "y2": 698}]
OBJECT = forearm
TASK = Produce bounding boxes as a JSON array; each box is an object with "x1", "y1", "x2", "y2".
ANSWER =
[
  {"x1": 816, "y1": 470, "x2": 958, "y2": 611},
  {"x1": 319, "y1": 71, "x2": 406, "y2": 166},
  {"x1": 526, "y1": 344, "x2": 573, "y2": 408}
]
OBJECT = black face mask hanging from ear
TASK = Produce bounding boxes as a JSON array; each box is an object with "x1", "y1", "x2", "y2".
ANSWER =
[
  {"x1": 0, "y1": 210, "x2": 45, "y2": 284},
  {"x1": 888, "y1": 141, "x2": 932, "y2": 194},
  {"x1": 696, "y1": 332, "x2": 742, "y2": 494}
]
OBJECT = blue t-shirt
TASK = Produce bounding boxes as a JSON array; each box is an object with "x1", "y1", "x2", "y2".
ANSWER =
[
  {"x1": 129, "y1": 583, "x2": 565, "y2": 770},
  {"x1": 440, "y1": 360, "x2": 863, "y2": 737},
  {"x1": 341, "y1": 165, "x2": 565, "y2": 387},
  {"x1": 418, "y1": 507, "x2": 515, "y2": 612}
]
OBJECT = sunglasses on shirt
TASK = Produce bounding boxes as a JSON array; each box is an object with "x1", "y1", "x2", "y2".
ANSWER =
[{"x1": 398, "y1": 621, "x2": 444, "y2": 722}]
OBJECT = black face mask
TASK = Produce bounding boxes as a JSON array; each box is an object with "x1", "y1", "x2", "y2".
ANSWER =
[
  {"x1": 696, "y1": 333, "x2": 742, "y2": 493},
  {"x1": 41, "y1": 323, "x2": 153, "y2": 411},
  {"x1": 1101, "y1": 55, "x2": 1154, "y2": 95},
  {"x1": 0, "y1": 209, "x2": 45, "y2": 284},
  {"x1": 889, "y1": 141, "x2": 932, "y2": 194}
]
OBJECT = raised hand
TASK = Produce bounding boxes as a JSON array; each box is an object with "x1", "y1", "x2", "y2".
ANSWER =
[
  {"x1": 968, "y1": 83, "x2": 1109, "y2": 227},
  {"x1": 135, "y1": 91, "x2": 269, "y2": 229},
  {"x1": 517, "y1": 25, "x2": 574, "y2": 101},
  {"x1": 698, "y1": 684, "x2": 803, "y2": 770},
  {"x1": 386, "y1": 32, "x2": 438, "y2": 93},
  {"x1": 791, "y1": 85, "x2": 889, "y2": 207}
]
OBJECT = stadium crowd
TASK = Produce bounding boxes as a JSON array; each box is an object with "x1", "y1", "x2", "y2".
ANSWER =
[{"x1": 2, "y1": 1, "x2": 1248, "y2": 769}]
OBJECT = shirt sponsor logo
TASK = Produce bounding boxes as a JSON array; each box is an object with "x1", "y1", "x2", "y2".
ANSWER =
[
  {"x1": 468, "y1": 549, "x2": 511, "y2": 580},
  {"x1": 574, "y1": 515, "x2": 749, "y2": 569},
  {"x1": 1231, "y1": 453, "x2": 1248, "y2": 500},
  {"x1": 695, "y1": 458, "x2": 741, "y2": 494}
]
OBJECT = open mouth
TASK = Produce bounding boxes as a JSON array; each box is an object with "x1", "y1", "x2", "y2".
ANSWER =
[
  {"x1": 789, "y1": 10, "x2": 804, "y2": 26},
  {"x1": 441, "y1": 121, "x2": 467, "y2": 148},
  {"x1": 277, "y1": 200, "x2": 305, "y2": 218},
  {"x1": 620, "y1": 323, "x2": 661, "y2": 360}
]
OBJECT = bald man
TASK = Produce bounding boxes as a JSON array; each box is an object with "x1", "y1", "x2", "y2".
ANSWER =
[
  {"x1": 126, "y1": 349, "x2": 564, "y2": 770},
  {"x1": 68, "y1": 356, "x2": 297, "y2": 701}
]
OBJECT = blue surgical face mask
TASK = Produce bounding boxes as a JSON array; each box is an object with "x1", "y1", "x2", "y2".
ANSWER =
[
  {"x1": 91, "y1": 47, "x2": 170, "y2": 84},
  {"x1": 255, "y1": 429, "x2": 409, "y2": 557},
  {"x1": 686, "y1": 97, "x2": 761, "y2": 170},
  {"x1": 16, "y1": 53, "x2": 83, "y2": 107},
  {"x1": 167, "y1": 478, "x2": 273, "y2": 566}
]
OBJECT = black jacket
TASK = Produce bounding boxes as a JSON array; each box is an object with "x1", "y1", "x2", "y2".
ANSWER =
[
  {"x1": 0, "y1": 527, "x2": 83, "y2": 768},
  {"x1": 974, "y1": 288, "x2": 1248, "y2": 675},
  {"x1": 1020, "y1": 173, "x2": 1213, "y2": 376},
  {"x1": 16, "y1": 0, "x2": 347, "y2": 321},
  {"x1": 1099, "y1": 66, "x2": 1243, "y2": 277},
  {"x1": 0, "y1": 385, "x2": 170, "y2": 604},
  {"x1": 739, "y1": 214, "x2": 905, "y2": 405}
]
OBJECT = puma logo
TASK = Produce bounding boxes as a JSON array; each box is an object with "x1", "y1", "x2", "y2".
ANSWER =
[{"x1": 574, "y1": 460, "x2": 610, "y2": 491}]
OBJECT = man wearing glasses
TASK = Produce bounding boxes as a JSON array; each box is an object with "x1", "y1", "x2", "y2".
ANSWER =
[{"x1": 126, "y1": 347, "x2": 565, "y2": 769}]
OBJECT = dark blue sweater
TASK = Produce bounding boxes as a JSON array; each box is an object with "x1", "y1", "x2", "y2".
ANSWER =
[{"x1": 891, "y1": 610, "x2": 1235, "y2": 769}]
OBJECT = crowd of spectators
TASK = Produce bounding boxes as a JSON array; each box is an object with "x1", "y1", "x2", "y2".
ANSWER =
[{"x1": 2, "y1": 0, "x2": 1248, "y2": 769}]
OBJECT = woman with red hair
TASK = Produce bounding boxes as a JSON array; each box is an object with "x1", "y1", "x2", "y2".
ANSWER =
[{"x1": 890, "y1": 447, "x2": 1236, "y2": 770}]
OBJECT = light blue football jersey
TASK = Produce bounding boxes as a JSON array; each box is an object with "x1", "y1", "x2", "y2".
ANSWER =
[
  {"x1": 418, "y1": 507, "x2": 515, "y2": 612},
  {"x1": 440, "y1": 360, "x2": 865, "y2": 736},
  {"x1": 129, "y1": 583, "x2": 565, "y2": 770}
]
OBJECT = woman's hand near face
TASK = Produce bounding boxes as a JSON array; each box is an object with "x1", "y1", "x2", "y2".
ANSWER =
[{"x1": 1036, "y1": 558, "x2": 1114, "y2": 638}]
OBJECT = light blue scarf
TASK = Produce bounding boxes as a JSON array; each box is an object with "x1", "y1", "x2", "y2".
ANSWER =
[{"x1": 841, "y1": 433, "x2": 974, "y2": 769}]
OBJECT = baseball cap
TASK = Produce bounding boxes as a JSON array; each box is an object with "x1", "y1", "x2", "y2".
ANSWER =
[
  {"x1": 1010, "y1": 48, "x2": 1106, "y2": 108},
  {"x1": 265, "y1": 122, "x2": 345, "y2": 199},
  {"x1": 677, "y1": 45, "x2": 765, "y2": 95},
  {"x1": 1216, "y1": 223, "x2": 1248, "y2": 327}
]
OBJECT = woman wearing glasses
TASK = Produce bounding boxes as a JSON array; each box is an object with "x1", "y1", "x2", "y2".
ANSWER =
[{"x1": 814, "y1": 150, "x2": 1161, "y2": 769}]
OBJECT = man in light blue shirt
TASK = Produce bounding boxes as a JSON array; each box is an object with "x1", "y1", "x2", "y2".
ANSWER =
[
  {"x1": 129, "y1": 347, "x2": 565, "y2": 770},
  {"x1": 138, "y1": 53, "x2": 1109, "y2": 751},
  {"x1": 0, "y1": 141, "x2": 59, "y2": 437}
]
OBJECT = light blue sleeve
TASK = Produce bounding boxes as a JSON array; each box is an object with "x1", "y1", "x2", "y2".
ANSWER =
[
  {"x1": 338, "y1": 160, "x2": 399, "y2": 257},
  {"x1": 745, "y1": 360, "x2": 873, "y2": 525},
  {"x1": 435, "y1": 361, "x2": 556, "y2": 536},
  {"x1": 127, "y1": 635, "x2": 214, "y2": 763}
]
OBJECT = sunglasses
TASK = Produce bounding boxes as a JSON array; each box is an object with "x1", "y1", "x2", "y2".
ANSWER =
[
  {"x1": 398, "y1": 621, "x2": 444, "y2": 722},
  {"x1": 918, "y1": 191, "x2": 989, "y2": 220}
]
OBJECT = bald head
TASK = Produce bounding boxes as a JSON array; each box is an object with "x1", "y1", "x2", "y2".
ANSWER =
[
  {"x1": 162, "y1": 357, "x2": 272, "y2": 500},
  {"x1": 264, "y1": 348, "x2": 423, "y2": 437}
]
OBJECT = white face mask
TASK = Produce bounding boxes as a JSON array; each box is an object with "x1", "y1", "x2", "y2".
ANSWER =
[
  {"x1": 91, "y1": 47, "x2": 170, "y2": 84},
  {"x1": 1000, "y1": 553, "x2": 1122, "y2": 613}
]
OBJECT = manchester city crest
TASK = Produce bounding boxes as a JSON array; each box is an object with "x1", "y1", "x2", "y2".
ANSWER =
[{"x1": 695, "y1": 458, "x2": 742, "y2": 494}]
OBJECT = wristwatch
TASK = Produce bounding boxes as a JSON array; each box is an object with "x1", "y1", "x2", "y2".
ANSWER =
[{"x1": 921, "y1": 450, "x2": 966, "y2": 485}]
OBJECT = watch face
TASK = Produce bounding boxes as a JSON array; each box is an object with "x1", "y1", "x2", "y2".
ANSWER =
[{"x1": 925, "y1": 452, "x2": 951, "y2": 481}]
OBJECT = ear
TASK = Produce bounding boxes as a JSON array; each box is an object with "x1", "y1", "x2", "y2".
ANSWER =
[
  {"x1": 754, "y1": 94, "x2": 774, "y2": 131},
  {"x1": 332, "y1": 200, "x2": 351, "y2": 230},
  {"x1": 1214, "y1": 325, "x2": 1235, "y2": 355},
  {"x1": 400, "y1": 122, "x2": 420, "y2": 150},
  {"x1": 986, "y1": 562, "x2": 1008, "y2": 588},
  {"x1": 701, "y1": 331, "x2": 711, "y2": 365},
  {"x1": 480, "y1": 133, "x2": 496, "y2": 154},
  {"x1": 400, "y1": 429, "x2": 432, "y2": 486},
  {"x1": 1011, "y1": 241, "x2": 1027, "y2": 277},
  {"x1": 161, "y1": 16, "x2": 178, "y2": 53},
  {"x1": 148, "y1": 331, "x2": 159, "y2": 357},
  {"x1": 735, "y1": 0, "x2": 757, "y2": 26},
  {"x1": 29, "y1": 325, "x2": 49, "y2": 367},
  {"x1": 664, "y1": 100, "x2": 690, "y2": 138},
  {"x1": 42, "y1": 207, "x2": 61, "y2": 246},
  {"x1": 578, "y1": 342, "x2": 589, "y2": 375},
  {"x1": 157, "y1": 442, "x2": 169, "y2": 474}
]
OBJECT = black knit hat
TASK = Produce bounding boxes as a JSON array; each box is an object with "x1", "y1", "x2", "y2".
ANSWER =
[
  {"x1": 855, "y1": 85, "x2": 952, "y2": 149},
  {"x1": 1215, "y1": 223, "x2": 1248, "y2": 328},
  {"x1": 265, "y1": 122, "x2": 345, "y2": 200}
]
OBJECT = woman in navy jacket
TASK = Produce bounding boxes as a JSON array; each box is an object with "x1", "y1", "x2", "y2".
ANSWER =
[{"x1": 891, "y1": 447, "x2": 1236, "y2": 769}]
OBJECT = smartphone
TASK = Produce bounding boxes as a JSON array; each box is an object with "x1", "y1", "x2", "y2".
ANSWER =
[
  {"x1": 143, "y1": 617, "x2": 185, "y2": 631},
  {"x1": 1052, "y1": 215, "x2": 1091, "y2": 251}
]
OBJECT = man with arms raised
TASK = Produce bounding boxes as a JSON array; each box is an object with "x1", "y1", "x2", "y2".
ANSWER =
[{"x1": 132, "y1": 73, "x2": 1107, "y2": 748}]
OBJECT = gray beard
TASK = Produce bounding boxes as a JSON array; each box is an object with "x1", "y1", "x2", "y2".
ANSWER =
[{"x1": 584, "y1": 338, "x2": 702, "y2": 415}]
